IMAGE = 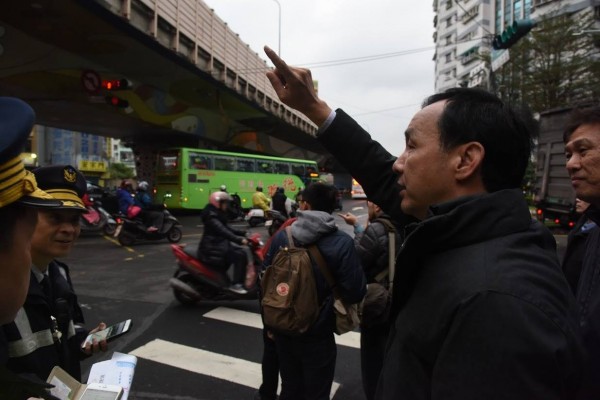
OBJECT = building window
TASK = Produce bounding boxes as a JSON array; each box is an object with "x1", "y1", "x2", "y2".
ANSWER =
[
  {"x1": 446, "y1": 0, "x2": 452, "y2": 10},
  {"x1": 504, "y1": 0, "x2": 513, "y2": 26},
  {"x1": 446, "y1": 17, "x2": 453, "y2": 27},
  {"x1": 445, "y1": 52, "x2": 452, "y2": 63},
  {"x1": 514, "y1": 0, "x2": 522, "y2": 19},
  {"x1": 445, "y1": 35, "x2": 453, "y2": 45}
]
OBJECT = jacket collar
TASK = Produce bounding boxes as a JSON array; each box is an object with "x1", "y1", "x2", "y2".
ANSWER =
[{"x1": 406, "y1": 189, "x2": 532, "y2": 252}]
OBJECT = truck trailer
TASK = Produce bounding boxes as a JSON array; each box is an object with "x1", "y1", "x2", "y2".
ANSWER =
[{"x1": 533, "y1": 107, "x2": 577, "y2": 229}]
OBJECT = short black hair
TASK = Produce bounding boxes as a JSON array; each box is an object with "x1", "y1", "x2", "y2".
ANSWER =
[
  {"x1": 423, "y1": 88, "x2": 537, "y2": 192},
  {"x1": 0, "y1": 203, "x2": 34, "y2": 252},
  {"x1": 563, "y1": 107, "x2": 600, "y2": 143},
  {"x1": 302, "y1": 182, "x2": 337, "y2": 214}
]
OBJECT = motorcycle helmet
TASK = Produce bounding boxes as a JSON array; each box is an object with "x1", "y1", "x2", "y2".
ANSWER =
[
  {"x1": 220, "y1": 184, "x2": 227, "y2": 192},
  {"x1": 209, "y1": 191, "x2": 232, "y2": 208},
  {"x1": 138, "y1": 181, "x2": 149, "y2": 191}
]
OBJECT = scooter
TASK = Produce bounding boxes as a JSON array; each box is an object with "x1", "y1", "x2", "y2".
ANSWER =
[
  {"x1": 115, "y1": 207, "x2": 183, "y2": 246},
  {"x1": 80, "y1": 199, "x2": 117, "y2": 236},
  {"x1": 245, "y1": 208, "x2": 267, "y2": 227},
  {"x1": 169, "y1": 233, "x2": 264, "y2": 305},
  {"x1": 265, "y1": 209, "x2": 288, "y2": 237}
]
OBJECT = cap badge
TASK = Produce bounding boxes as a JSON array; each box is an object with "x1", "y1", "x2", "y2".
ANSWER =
[{"x1": 64, "y1": 167, "x2": 77, "y2": 183}]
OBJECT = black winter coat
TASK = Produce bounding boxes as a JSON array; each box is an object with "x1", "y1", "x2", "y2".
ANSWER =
[
  {"x1": 318, "y1": 109, "x2": 584, "y2": 400},
  {"x1": 562, "y1": 215, "x2": 597, "y2": 294},
  {"x1": 1, "y1": 260, "x2": 88, "y2": 381},
  {"x1": 197, "y1": 204, "x2": 246, "y2": 269},
  {"x1": 571, "y1": 206, "x2": 600, "y2": 399},
  {"x1": 354, "y1": 215, "x2": 399, "y2": 284}
]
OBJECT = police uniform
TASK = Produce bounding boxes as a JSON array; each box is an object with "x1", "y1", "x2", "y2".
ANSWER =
[
  {"x1": 0, "y1": 98, "x2": 62, "y2": 400},
  {"x1": 1, "y1": 165, "x2": 90, "y2": 384}
]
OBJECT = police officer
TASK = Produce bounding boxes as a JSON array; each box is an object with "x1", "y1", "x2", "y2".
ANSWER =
[
  {"x1": 1, "y1": 165, "x2": 108, "y2": 383},
  {"x1": 0, "y1": 97, "x2": 62, "y2": 399}
]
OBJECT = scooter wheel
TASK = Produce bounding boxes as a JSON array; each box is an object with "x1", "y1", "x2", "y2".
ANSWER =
[
  {"x1": 173, "y1": 274, "x2": 199, "y2": 306},
  {"x1": 248, "y1": 217, "x2": 261, "y2": 227},
  {"x1": 118, "y1": 232, "x2": 135, "y2": 246},
  {"x1": 167, "y1": 227, "x2": 183, "y2": 243},
  {"x1": 103, "y1": 222, "x2": 117, "y2": 236}
]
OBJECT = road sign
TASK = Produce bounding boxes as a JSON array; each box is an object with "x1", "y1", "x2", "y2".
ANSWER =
[
  {"x1": 491, "y1": 49, "x2": 510, "y2": 72},
  {"x1": 81, "y1": 69, "x2": 101, "y2": 94}
]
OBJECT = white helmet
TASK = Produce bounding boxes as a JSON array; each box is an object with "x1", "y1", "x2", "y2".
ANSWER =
[{"x1": 138, "y1": 181, "x2": 149, "y2": 191}]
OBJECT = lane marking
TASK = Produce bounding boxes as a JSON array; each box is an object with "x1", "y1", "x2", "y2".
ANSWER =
[
  {"x1": 130, "y1": 339, "x2": 340, "y2": 398},
  {"x1": 102, "y1": 235, "x2": 136, "y2": 253},
  {"x1": 203, "y1": 307, "x2": 361, "y2": 349}
]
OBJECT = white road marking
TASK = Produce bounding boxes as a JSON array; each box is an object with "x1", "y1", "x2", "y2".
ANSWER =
[
  {"x1": 130, "y1": 339, "x2": 340, "y2": 398},
  {"x1": 203, "y1": 307, "x2": 361, "y2": 349}
]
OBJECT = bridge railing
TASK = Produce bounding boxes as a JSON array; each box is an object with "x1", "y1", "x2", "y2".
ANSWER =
[{"x1": 99, "y1": 0, "x2": 316, "y2": 135}]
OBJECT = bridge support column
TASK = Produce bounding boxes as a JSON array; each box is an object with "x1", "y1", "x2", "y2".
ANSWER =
[{"x1": 130, "y1": 142, "x2": 160, "y2": 186}]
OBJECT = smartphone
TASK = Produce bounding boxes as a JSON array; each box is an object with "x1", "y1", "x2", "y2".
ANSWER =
[
  {"x1": 81, "y1": 319, "x2": 132, "y2": 348},
  {"x1": 80, "y1": 383, "x2": 123, "y2": 400}
]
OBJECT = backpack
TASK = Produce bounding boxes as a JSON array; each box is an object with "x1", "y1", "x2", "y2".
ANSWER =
[
  {"x1": 261, "y1": 227, "x2": 320, "y2": 336},
  {"x1": 358, "y1": 218, "x2": 398, "y2": 328}
]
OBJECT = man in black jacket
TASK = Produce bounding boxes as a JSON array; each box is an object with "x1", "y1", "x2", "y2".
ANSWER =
[
  {"x1": 263, "y1": 47, "x2": 583, "y2": 400},
  {"x1": 263, "y1": 182, "x2": 366, "y2": 400},
  {"x1": 563, "y1": 107, "x2": 600, "y2": 398},
  {"x1": 197, "y1": 191, "x2": 249, "y2": 294},
  {"x1": 340, "y1": 201, "x2": 399, "y2": 400}
]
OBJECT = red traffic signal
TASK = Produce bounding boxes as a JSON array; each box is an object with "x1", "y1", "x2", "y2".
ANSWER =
[
  {"x1": 101, "y1": 78, "x2": 132, "y2": 91},
  {"x1": 106, "y1": 95, "x2": 129, "y2": 108}
]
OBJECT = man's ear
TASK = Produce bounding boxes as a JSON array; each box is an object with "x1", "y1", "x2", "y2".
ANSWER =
[{"x1": 454, "y1": 141, "x2": 485, "y2": 182}]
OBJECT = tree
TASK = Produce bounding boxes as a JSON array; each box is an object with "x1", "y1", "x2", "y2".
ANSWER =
[
  {"x1": 493, "y1": 7, "x2": 600, "y2": 112},
  {"x1": 108, "y1": 162, "x2": 134, "y2": 179}
]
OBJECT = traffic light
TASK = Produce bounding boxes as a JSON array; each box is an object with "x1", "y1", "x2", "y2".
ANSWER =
[
  {"x1": 492, "y1": 19, "x2": 536, "y2": 50},
  {"x1": 105, "y1": 95, "x2": 129, "y2": 108},
  {"x1": 101, "y1": 78, "x2": 132, "y2": 91}
]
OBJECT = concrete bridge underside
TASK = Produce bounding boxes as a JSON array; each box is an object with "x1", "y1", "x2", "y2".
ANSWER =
[{"x1": 0, "y1": 0, "x2": 333, "y2": 164}]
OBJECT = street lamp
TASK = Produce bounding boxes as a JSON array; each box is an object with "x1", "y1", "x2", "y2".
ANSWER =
[{"x1": 271, "y1": 0, "x2": 281, "y2": 56}]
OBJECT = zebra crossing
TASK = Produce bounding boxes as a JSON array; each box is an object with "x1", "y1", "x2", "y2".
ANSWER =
[{"x1": 129, "y1": 306, "x2": 362, "y2": 399}]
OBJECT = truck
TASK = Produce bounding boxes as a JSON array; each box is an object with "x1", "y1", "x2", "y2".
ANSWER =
[{"x1": 533, "y1": 107, "x2": 577, "y2": 229}]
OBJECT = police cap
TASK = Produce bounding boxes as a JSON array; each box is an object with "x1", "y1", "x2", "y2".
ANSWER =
[
  {"x1": 33, "y1": 165, "x2": 87, "y2": 211},
  {"x1": 0, "y1": 97, "x2": 61, "y2": 208}
]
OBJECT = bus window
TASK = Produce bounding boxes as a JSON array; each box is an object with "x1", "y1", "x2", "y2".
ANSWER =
[
  {"x1": 274, "y1": 163, "x2": 289, "y2": 174},
  {"x1": 257, "y1": 161, "x2": 273, "y2": 173},
  {"x1": 214, "y1": 157, "x2": 235, "y2": 171},
  {"x1": 236, "y1": 158, "x2": 256, "y2": 172},
  {"x1": 189, "y1": 153, "x2": 212, "y2": 170},
  {"x1": 157, "y1": 151, "x2": 180, "y2": 172},
  {"x1": 291, "y1": 163, "x2": 305, "y2": 176}
]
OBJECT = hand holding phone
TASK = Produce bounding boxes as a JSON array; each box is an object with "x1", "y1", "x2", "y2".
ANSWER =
[{"x1": 81, "y1": 319, "x2": 132, "y2": 351}]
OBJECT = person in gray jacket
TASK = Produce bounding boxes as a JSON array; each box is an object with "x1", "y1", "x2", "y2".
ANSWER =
[{"x1": 263, "y1": 182, "x2": 366, "y2": 400}]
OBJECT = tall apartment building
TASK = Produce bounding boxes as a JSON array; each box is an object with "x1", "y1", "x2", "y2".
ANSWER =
[{"x1": 433, "y1": 0, "x2": 533, "y2": 91}]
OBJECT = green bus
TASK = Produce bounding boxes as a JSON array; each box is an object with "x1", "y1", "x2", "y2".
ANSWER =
[{"x1": 155, "y1": 147, "x2": 319, "y2": 209}]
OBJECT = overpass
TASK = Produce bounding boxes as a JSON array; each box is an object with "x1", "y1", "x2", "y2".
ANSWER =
[{"x1": 0, "y1": 0, "x2": 336, "y2": 178}]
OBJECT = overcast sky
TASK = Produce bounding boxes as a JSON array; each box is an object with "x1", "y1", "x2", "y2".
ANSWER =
[{"x1": 203, "y1": 0, "x2": 435, "y2": 156}]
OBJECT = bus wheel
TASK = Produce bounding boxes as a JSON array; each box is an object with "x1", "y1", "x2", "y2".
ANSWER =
[{"x1": 167, "y1": 227, "x2": 183, "y2": 243}]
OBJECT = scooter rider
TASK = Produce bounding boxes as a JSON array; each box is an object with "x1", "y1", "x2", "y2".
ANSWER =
[
  {"x1": 198, "y1": 191, "x2": 250, "y2": 294},
  {"x1": 134, "y1": 181, "x2": 164, "y2": 233},
  {"x1": 252, "y1": 186, "x2": 270, "y2": 212}
]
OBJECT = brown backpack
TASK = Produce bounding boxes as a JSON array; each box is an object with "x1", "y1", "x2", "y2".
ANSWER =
[{"x1": 261, "y1": 227, "x2": 320, "y2": 336}]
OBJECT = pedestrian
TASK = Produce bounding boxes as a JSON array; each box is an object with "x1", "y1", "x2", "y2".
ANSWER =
[
  {"x1": 271, "y1": 187, "x2": 290, "y2": 218},
  {"x1": 264, "y1": 46, "x2": 584, "y2": 399},
  {"x1": 339, "y1": 201, "x2": 399, "y2": 400},
  {"x1": 1, "y1": 165, "x2": 109, "y2": 382},
  {"x1": 262, "y1": 182, "x2": 366, "y2": 400},
  {"x1": 255, "y1": 191, "x2": 308, "y2": 400},
  {"x1": 252, "y1": 186, "x2": 271, "y2": 212},
  {"x1": 0, "y1": 97, "x2": 63, "y2": 400},
  {"x1": 562, "y1": 198, "x2": 597, "y2": 294},
  {"x1": 563, "y1": 107, "x2": 600, "y2": 398}
]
